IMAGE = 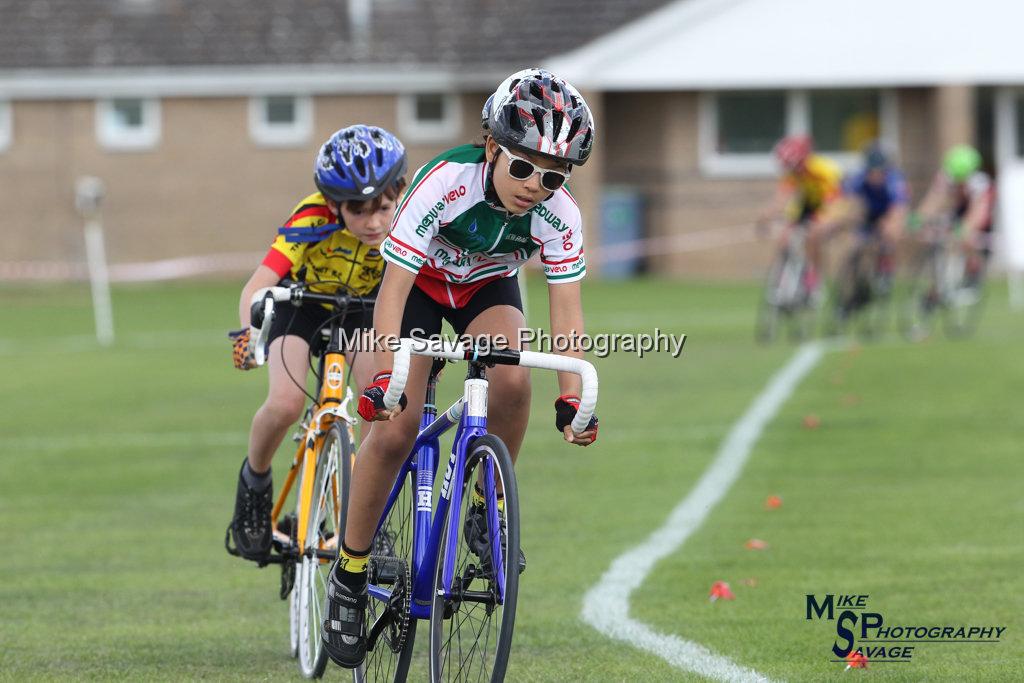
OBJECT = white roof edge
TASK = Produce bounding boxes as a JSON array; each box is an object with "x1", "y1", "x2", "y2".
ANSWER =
[
  {"x1": 547, "y1": 0, "x2": 1024, "y2": 90},
  {"x1": 0, "y1": 65, "x2": 507, "y2": 99},
  {"x1": 546, "y1": 0, "x2": 745, "y2": 88},
  {"x1": 587, "y1": 75, "x2": 1024, "y2": 91}
]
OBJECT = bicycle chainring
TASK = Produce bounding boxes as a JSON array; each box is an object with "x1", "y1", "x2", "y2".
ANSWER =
[{"x1": 369, "y1": 555, "x2": 411, "y2": 654}]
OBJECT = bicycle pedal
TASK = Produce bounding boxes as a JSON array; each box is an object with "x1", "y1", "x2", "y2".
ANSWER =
[{"x1": 371, "y1": 557, "x2": 401, "y2": 585}]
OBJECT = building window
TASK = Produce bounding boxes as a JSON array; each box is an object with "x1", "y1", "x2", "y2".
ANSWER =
[
  {"x1": 810, "y1": 89, "x2": 880, "y2": 154},
  {"x1": 96, "y1": 98, "x2": 161, "y2": 151},
  {"x1": 248, "y1": 95, "x2": 312, "y2": 147},
  {"x1": 700, "y1": 89, "x2": 896, "y2": 177},
  {"x1": 716, "y1": 91, "x2": 786, "y2": 154},
  {"x1": 0, "y1": 100, "x2": 10, "y2": 152},
  {"x1": 397, "y1": 93, "x2": 461, "y2": 143}
]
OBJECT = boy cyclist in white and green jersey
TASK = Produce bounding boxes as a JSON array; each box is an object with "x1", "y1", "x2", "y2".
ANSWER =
[{"x1": 320, "y1": 68, "x2": 600, "y2": 669}]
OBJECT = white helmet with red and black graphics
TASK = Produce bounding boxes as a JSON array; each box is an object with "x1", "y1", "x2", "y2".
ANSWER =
[{"x1": 482, "y1": 68, "x2": 595, "y2": 166}]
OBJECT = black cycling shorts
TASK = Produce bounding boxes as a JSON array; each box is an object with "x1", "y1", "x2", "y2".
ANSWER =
[
  {"x1": 400, "y1": 275, "x2": 523, "y2": 339},
  {"x1": 267, "y1": 299, "x2": 374, "y2": 356}
]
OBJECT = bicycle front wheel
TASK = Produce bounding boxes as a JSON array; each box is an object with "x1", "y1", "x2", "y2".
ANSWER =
[
  {"x1": 430, "y1": 434, "x2": 520, "y2": 683},
  {"x1": 356, "y1": 457, "x2": 418, "y2": 682},
  {"x1": 298, "y1": 422, "x2": 353, "y2": 679},
  {"x1": 899, "y1": 251, "x2": 940, "y2": 342},
  {"x1": 755, "y1": 255, "x2": 787, "y2": 344},
  {"x1": 941, "y1": 254, "x2": 987, "y2": 338}
]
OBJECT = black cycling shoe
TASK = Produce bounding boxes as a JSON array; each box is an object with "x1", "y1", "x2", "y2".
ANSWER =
[
  {"x1": 226, "y1": 459, "x2": 273, "y2": 562},
  {"x1": 463, "y1": 502, "x2": 526, "y2": 576},
  {"x1": 322, "y1": 568, "x2": 368, "y2": 669}
]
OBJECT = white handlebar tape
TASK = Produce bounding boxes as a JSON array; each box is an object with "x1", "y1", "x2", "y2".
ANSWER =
[
  {"x1": 519, "y1": 351, "x2": 599, "y2": 433},
  {"x1": 385, "y1": 338, "x2": 598, "y2": 433},
  {"x1": 383, "y1": 338, "x2": 412, "y2": 410}
]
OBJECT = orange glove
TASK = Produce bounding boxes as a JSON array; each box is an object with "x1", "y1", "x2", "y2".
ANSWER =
[{"x1": 228, "y1": 328, "x2": 256, "y2": 370}]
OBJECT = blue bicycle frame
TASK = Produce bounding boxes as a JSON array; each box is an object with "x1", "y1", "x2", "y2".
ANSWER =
[{"x1": 367, "y1": 364, "x2": 507, "y2": 623}]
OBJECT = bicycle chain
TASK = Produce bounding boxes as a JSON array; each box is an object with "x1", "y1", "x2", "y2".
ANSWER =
[{"x1": 368, "y1": 554, "x2": 411, "y2": 654}]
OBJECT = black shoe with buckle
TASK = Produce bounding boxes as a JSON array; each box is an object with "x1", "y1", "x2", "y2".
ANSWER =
[
  {"x1": 322, "y1": 567, "x2": 368, "y2": 669},
  {"x1": 463, "y1": 502, "x2": 526, "y2": 576},
  {"x1": 225, "y1": 459, "x2": 273, "y2": 562}
]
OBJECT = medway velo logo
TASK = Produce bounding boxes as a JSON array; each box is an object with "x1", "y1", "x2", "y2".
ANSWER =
[{"x1": 806, "y1": 594, "x2": 1006, "y2": 666}]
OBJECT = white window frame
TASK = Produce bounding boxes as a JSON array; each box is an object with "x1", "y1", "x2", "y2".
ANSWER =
[
  {"x1": 248, "y1": 95, "x2": 313, "y2": 148},
  {"x1": 96, "y1": 97, "x2": 161, "y2": 151},
  {"x1": 397, "y1": 92, "x2": 461, "y2": 143},
  {"x1": 995, "y1": 87, "x2": 1024, "y2": 166},
  {"x1": 0, "y1": 100, "x2": 11, "y2": 152},
  {"x1": 699, "y1": 89, "x2": 899, "y2": 178}
]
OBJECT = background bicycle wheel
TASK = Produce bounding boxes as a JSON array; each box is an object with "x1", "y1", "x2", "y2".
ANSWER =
[{"x1": 2, "y1": 276, "x2": 1021, "y2": 682}]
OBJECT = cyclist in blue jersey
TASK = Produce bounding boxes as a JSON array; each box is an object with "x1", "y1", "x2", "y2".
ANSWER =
[
  {"x1": 319, "y1": 68, "x2": 601, "y2": 670},
  {"x1": 839, "y1": 144, "x2": 910, "y2": 287}
]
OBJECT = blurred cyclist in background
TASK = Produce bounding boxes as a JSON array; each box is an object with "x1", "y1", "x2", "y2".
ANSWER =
[
  {"x1": 758, "y1": 135, "x2": 844, "y2": 298},
  {"x1": 837, "y1": 143, "x2": 910, "y2": 289},
  {"x1": 915, "y1": 144, "x2": 995, "y2": 288}
]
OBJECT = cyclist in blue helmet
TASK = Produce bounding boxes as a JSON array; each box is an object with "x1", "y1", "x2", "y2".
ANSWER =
[
  {"x1": 837, "y1": 142, "x2": 910, "y2": 285},
  {"x1": 226, "y1": 124, "x2": 407, "y2": 563}
]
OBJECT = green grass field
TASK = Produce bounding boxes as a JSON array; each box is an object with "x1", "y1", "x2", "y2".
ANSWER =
[{"x1": 1, "y1": 276, "x2": 1021, "y2": 682}]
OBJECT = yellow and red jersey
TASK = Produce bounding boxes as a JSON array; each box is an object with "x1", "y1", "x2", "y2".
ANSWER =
[
  {"x1": 261, "y1": 192, "x2": 384, "y2": 298},
  {"x1": 782, "y1": 155, "x2": 842, "y2": 221}
]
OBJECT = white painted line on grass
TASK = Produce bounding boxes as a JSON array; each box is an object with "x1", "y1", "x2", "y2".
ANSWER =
[{"x1": 581, "y1": 341, "x2": 826, "y2": 682}]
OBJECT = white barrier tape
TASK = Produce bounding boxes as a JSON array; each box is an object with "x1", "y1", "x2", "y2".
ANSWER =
[
  {"x1": 595, "y1": 222, "x2": 758, "y2": 264},
  {"x1": 0, "y1": 223, "x2": 759, "y2": 283},
  {"x1": 0, "y1": 252, "x2": 264, "y2": 282}
]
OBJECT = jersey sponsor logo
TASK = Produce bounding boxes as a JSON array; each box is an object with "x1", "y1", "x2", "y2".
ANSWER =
[
  {"x1": 433, "y1": 247, "x2": 471, "y2": 269},
  {"x1": 532, "y1": 203, "x2": 570, "y2": 232},
  {"x1": 443, "y1": 185, "x2": 467, "y2": 204},
  {"x1": 544, "y1": 258, "x2": 584, "y2": 275},
  {"x1": 505, "y1": 233, "x2": 529, "y2": 244},
  {"x1": 384, "y1": 236, "x2": 425, "y2": 267},
  {"x1": 416, "y1": 200, "x2": 446, "y2": 237},
  {"x1": 462, "y1": 220, "x2": 489, "y2": 250}
]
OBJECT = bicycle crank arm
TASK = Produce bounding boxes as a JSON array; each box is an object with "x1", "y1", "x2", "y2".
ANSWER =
[{"x1": 365, "y1": 611, "x2": 394, "y2": 653}]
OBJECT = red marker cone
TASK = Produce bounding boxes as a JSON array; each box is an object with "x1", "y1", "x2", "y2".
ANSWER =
[
  {"x1": 709, "y1": 581, "x2": 735, "y2": 601},
  {"x1": 802, "y1": 414, "x2": 821, "y2": 429},
  {"x1": 844, "y1": 651, "x2": 868, "y2": 670},
  {"x1": 745, "y1": 538, "x2": 769, "y2": 550},
  {"x1": 764, "y1": 495, "x2": 783, "y2": 510}
]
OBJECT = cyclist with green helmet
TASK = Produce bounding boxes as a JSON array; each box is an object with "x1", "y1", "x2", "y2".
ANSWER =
[{"x1": 916, "y1": 144, "x2": 995, "y2": 286}]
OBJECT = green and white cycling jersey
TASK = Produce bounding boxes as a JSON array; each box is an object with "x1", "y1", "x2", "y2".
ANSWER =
[{"x1": 382, "y1": 144, "x2": 585, "y2": 308}]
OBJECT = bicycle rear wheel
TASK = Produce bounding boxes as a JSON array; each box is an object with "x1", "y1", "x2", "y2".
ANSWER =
[
  {"x1": 941, "y1": 253, "x2": 987, "y2": 338},
  {"x1": 298, "y1": 422, "x2": 353, "y2": 679},
  {"x1": 356, "y1": 459, "x2": 418, "y2": 682},
  {"x1": 430, "y1": 434, "x2": 520, "y2": 683}
]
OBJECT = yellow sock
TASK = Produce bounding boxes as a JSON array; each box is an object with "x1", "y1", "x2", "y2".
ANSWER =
[
  {"x1": 472, "y1": 485, "x2": 505, "y2": 513},
  {"x1": 338, "y1": 544, "x2": 369, "y2": 574}
]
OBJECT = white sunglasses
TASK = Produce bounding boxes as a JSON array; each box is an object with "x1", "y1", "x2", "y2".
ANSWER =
[{"x1": 497, "y1": 145, "x2": 571, "y2": 192}]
